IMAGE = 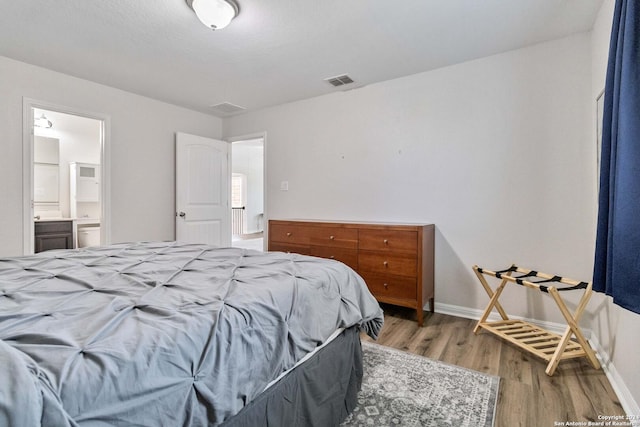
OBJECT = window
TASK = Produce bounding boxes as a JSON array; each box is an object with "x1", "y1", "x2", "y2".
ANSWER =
[{"x1": 231, "y1": 173, "x2": 246, "y2": 208}]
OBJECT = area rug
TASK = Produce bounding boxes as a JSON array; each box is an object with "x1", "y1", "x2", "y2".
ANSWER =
[{"x1": 342, "y1": 342, "x2": 499, "y2": 427}]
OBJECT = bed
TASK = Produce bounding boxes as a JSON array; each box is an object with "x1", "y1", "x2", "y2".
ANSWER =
[{"x1": 0, "y1": 241, "x2": 383, "y2": 426}]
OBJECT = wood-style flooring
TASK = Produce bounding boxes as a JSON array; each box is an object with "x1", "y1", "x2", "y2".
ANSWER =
[{"x1": 362, "y1": 305, "x2": 625, "y2": 427}]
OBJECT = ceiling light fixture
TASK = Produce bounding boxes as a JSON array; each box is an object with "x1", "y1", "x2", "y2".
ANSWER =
[
  {"x1": 186, "y1": 0, "x2": 239, "y2": 31},
  {"x1": 34, "y1": 113, "x2": 53, "y2": 129}
]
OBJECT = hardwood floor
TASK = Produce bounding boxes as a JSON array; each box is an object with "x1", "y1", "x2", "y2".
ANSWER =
[{"x1": 363, "y1": 304, "x2": 625, "y2": 427}]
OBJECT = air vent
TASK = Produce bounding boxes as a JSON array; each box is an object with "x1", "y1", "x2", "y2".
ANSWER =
[
  {"x1": 210, "y1": 102, "x2": 246, "y2": 116},
  {"x1": 324, "y1": 74, "x2": 355, "y2": 87}
]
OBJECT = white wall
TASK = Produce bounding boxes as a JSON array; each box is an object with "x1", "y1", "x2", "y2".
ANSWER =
[
  {"x1": 59, "y1": 125, "x2": 101, "y2": 220},
  {"x1": 0, "y1": 55, "x2": 222, "y2": 256},
  {"x1": 225, "y1": 33, "x2": 594, "y2": 325},
  {"x1": 232, "y1": 142, "x2": 264, "y2": 234},
  {"x1": 226, "y1": 15, "x2": 640, "y2": 412},
  {"x1": 590, "y1": 0, "x2": 640, "y2": 414}
]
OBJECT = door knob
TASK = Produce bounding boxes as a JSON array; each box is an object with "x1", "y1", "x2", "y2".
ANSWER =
[{"x1": 178, "y1": 212, "x2": 186, "y2": 218}]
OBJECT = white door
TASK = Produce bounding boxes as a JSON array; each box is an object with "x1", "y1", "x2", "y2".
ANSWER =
[{"x1": 175, "y1": 132, "x2": 231, "y2": 246}]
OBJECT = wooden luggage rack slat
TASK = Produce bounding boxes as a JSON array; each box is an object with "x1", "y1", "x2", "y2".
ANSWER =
[{"x1": 472, "y1": 264, "x2": 601, "y2": 376}]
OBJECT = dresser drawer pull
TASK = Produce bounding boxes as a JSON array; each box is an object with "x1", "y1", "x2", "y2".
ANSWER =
[
  {"x1": 329, "y1": 235, "x2": 335, "y2": 240},
  {"x1": 330, "y1": 255, "x2": 335, "y2": 259},
  {"x1": 383, "y1": 261, "x2": 389, "y2": 267},
  {"x1": 383, "y1": 283, "x2": 389, "y2": 289},
  {"x1": 286, "y1": 232, "x2": 292, "y2": 237},
  {"x1": 383, "y1": 239, "x2": 389, "y2": 245}
]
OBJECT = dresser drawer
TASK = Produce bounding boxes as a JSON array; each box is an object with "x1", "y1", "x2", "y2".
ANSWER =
[
  {"x1": 309, "y1": 246, "x2": 358, "y2": 270},
  {"x1": 358, "y1": 252, "x2": 417, "y2": 277},
  {"x1": 359, "y1": 229, "x2": 418, "y2": 252},
  {"x1": 361, "y1": 273, "x2": 417, "y2": 301},
  {"x1": 309, "y1": 227, "x2": 358, "y2": 249},
  {"x1": 269, "y1": 223, "x2": 311, "y2": 245},
  {"x1": 268, "y1": 242, "x2": 311, "y2": 256}
]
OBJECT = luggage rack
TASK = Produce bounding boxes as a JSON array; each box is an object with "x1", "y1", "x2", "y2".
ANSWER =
[{"x1": 472, "y1": 264, "x2": 601, "y2": 376}]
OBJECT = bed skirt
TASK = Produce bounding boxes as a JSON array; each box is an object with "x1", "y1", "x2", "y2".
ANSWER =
[{"x1": 222, "y1": 326, "x2": 363, "y2": 427}]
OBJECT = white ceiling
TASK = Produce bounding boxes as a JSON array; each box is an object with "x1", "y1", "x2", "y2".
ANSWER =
[{"x1": 1, "y1": 0, "x2": 603, "y2": 117}]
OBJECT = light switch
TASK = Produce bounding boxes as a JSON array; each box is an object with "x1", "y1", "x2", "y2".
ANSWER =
[{"x1": 280, "y1": 181, "x2": 289, "y2": 191}]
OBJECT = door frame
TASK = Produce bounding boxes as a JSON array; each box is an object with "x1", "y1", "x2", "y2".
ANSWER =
[
  {"x1": 226, "y1": 131, "x2": 267, "y2": 250},
  {"x1": 22, "y1": 98, "x2": 111, "y2": 255}
]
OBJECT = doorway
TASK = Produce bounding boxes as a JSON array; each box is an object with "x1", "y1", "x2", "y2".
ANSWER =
[
  {"x1": 230, "y1": 136, "x2": 265, "y2": 251},
  {"x1": 23, "y1": 99, "x2": 110, "y2": 255}
]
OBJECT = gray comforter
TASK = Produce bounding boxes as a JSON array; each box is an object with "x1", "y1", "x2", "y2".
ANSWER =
[{"x1": 0, "y1": 242, "x2": 383, "y2": 426}]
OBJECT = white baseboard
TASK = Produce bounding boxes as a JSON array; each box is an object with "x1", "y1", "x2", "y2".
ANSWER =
[
  {"x1": 588, "y1": 332, "x2": 640, "y2": 423},
  {"x1": 434, "y1": 302, "x2": 581, "y2": 336},
  {"x1": 433, "y1": 302, "x2": 638, "y2": 418}
]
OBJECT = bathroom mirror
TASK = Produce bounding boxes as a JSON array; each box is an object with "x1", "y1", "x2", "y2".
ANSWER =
[{"x1": 33, "y1": 136, "x2": 60, "y2": 203}]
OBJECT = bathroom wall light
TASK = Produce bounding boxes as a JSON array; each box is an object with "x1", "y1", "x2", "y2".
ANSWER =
[
  {"x1": 186, "y1": 0, "x2": 239, "y2": 31},
  {"x1": 34, "y1": 113, "x2": 53, "y2": 129}
]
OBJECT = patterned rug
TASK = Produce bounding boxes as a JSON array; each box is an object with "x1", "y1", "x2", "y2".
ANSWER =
[{"x1": 342, "y1": 342, "x2": 499, "y2": 427}]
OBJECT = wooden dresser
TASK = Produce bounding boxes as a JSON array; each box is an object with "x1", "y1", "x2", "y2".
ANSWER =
[{"x1": 268, "y1": 219, "x2": 435, "y2": 326}]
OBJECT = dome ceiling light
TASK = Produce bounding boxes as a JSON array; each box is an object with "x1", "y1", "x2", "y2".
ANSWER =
[{"x1": 186, "y1": 0, "x2": 239, "y2": 31}]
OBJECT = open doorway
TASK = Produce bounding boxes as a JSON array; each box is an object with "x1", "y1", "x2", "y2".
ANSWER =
[
  {"x1": 230, "y1": 137, "x2": 264, "y2": 251},
  {"x1": 23, "y1": 100, "x2": 110, "y2": 255}
]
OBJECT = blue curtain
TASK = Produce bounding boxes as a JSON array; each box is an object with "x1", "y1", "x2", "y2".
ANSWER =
[{"x1": 593, "y1": 0, "x2": 640, "y2": 314}]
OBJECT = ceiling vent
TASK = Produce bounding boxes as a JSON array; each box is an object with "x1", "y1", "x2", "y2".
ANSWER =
[
  {"x1": 210, "y1": 102, "x2": 246, "y2": 116},
  {"x1": 324, "y1": 74, "x2": 354, "y2": 88}
]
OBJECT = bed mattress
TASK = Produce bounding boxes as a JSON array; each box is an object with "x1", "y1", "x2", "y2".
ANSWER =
[{"x1": 0, "y1": 242, "x2": 383, "y2": 426}]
